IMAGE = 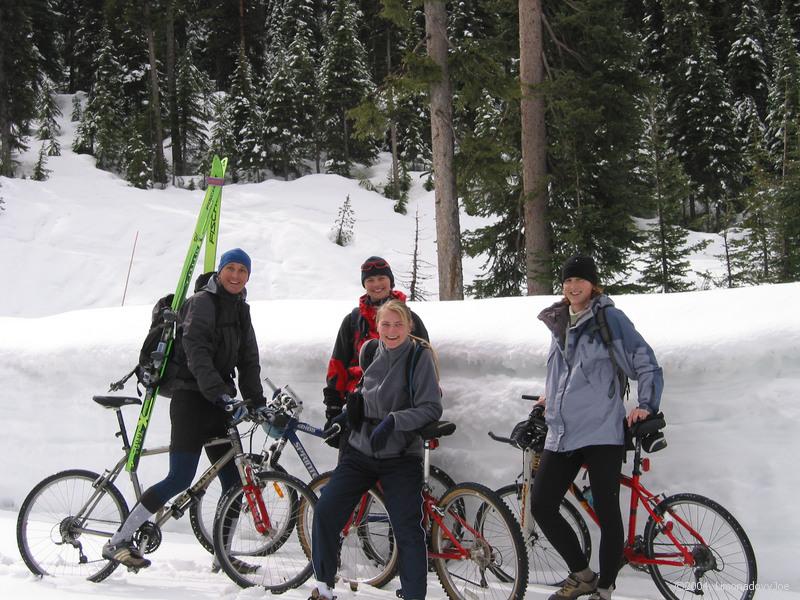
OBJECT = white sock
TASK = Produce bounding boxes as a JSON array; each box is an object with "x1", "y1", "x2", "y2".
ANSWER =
[
  {"x1": 110, "y1": 503, "x2": 154, "y2": 545},
  {"x1": 315, "y1": 581, "x2": 334, "y2": 599}
]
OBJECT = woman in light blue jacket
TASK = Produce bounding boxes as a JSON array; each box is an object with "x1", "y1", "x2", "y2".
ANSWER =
[{"x1": 532, "y1": 255, "x2": 663, "y2": 600}]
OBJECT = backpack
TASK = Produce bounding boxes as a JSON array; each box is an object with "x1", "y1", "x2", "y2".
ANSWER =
[
  {"x1": 589, "y1": 305, "x2": 630, "y2": 401},
  {"x1": 359, "y1": 337, "x2": 438, "y2": 405},
  {"x1": 135, "y1": 272, "x2": 228, "y2": 398}
]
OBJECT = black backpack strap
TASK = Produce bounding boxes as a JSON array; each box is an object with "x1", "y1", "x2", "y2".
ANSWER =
[
  {"x1": 595, "y1": 306, "x2": 629, "y2": 400},
  {"x1": 359, "y1": 338, "x2": 380, "y2": 374}
]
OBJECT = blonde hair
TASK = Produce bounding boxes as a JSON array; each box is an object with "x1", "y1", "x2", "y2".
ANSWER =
[
  {"x1": 376, "y1": 299, "x2": 414, "y2": 333},
  {"x1": 376, "y1": 300, "x2": 441, "y2": 380}
]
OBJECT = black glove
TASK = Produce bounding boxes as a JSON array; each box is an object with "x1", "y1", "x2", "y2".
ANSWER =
[
  {"x1": 324, "y1": 402, "x2": 343, "y2": 427},
  {"x1": 214, "y1": 393, "x2": 247, "y2": 421},
  {"x1": 370, "y1": 415, "x2": 395, "y2": 453},
  {"x1": 214, "y1": 393, "x2": 235, "y2": 411},
  {"x1": 346, "y1": 390, "x2": 364, "y2": 430}
]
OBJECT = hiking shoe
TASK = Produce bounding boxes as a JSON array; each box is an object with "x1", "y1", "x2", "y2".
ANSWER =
[
  {"x1": 211, "y1": 555, "x2": 259, "y2": 574},
  {"x1": 102, "y1": 540, "x2": 151, "y2": 569},
  {"x1": 547, "y1": 571, "x2": 598, "y2": 600},
  {"x1": 587, "y1": 585, "x2": 614, "y2": 600}
]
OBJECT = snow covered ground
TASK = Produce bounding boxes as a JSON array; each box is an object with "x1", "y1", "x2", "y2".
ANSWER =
[{"x1": 0, "y1": 95, "x2": 798, "y2": 599}]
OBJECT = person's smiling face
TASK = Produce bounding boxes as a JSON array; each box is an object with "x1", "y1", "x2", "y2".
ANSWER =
[
  {"x1": 364, "y1": 275, "x2": 392, "y2": 302},
  {"x1": 218, "y1": 262, "x2": 249, "y2": 295},
  {"x1": 563, "y1": 277, "x2": 593, "y2": 312},
  {"x1": 377, "y1": 308, "x2": 410, "y2": 349}
]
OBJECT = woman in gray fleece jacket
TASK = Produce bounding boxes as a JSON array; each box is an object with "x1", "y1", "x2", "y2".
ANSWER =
[{"x1": 311, "y1": 300, "x2": 442, "y2": 600}]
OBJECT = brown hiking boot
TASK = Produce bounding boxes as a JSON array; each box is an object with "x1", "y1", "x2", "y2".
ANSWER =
[{"x1": 547, "y1": 571, "x2": 598, "y2": 600}]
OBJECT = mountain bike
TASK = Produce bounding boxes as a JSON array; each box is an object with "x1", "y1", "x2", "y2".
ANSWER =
[
  {"x1": 15, "y1": 393, "x2": 313, "y2": 590},
  {"x1": 490, "y1": 397, "x2": 758, "y2": 600},
  {"x1": 210, "y1": 379, "x2": 457, "y2": 589},
  {"x1": 293, "y1": 420, "x2": 529, "y2": 600}
]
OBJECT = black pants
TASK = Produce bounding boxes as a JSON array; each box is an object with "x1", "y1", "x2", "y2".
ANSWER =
[
  {"x1": 140, "y1": 389, "x2": 239, "y2": 512},
  {"x1": 312, "y1": 446, "x2": 427, "y2": 599},
  {"x1": 531, "y1": 445, "x2": 624, "y2": 589}
]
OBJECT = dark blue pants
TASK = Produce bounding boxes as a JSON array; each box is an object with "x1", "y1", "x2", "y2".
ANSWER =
[
  {"x1": 531, "y1": 445, "x2": 624, "y2": 589},
  {"x1": 140, "y1": 389, "x2": 239, "y2": 512},
  {"x1": 312, "y1": 447, "x2": 427, "y2": 599}
]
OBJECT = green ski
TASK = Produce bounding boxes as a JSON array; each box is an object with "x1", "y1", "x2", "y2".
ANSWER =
[{"x1": 125, "y1": 155, "x2": 228, "y2": 472}]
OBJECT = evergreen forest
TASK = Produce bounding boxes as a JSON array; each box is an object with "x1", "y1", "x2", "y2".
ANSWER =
[{"x1": 2, "y1": 0, "x2": 799, "y2": 295}]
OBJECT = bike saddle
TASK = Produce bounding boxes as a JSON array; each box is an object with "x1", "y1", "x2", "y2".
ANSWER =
[
  {"x1": 419, "y1": 421, "x2": 456, "y2": 440},
  {"x1": 629, "y1": 412, "x2": 666, "y2": 438},
  {"x1": 93, "y1": 395, "x2": 143, "y2": 409}
]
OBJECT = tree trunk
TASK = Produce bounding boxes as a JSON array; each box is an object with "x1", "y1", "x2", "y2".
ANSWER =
[
  {"x1": 424, "y1": 0, "x2": 464, "y2": 300},
  {"x1": 519, "y1": 0, "x2": 551, "y2": 295},
  {"x1": 166, "y1": 0, "x2": 181, "y2": 181},
  {"x1": 387, "y1": 29, "x2": 400, "y2": 196},
  {"x1": 0, "y1": 37, "x2": 11, "y2": 177},
  {"x1": 143, "y1": 0, "x2": 167, "y2": 186}
]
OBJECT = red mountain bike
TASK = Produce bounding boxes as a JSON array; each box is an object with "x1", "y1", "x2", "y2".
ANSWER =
[{"x1": 490, "y1": 398, "x2": 757, "y2": 600}]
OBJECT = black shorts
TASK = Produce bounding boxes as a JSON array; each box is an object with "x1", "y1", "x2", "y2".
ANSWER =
[{"x1": 169, "y1": 388, "x2": 229, "y2": 452}]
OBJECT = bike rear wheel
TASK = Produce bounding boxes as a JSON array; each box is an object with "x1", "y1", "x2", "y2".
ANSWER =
[
  {"x1": 496, "y1": 482, "x2": 591, "y2": 585},
  {"x1": 431, "y1": 482, "x2": 528, "y2": 600},
  {"x1": 299, "y1": 471, "x2": 399, "y2": 590},
  {"x1": 643, "y1": 493, "x2": 757, "y2": 600},
  {"x1": 16, "y1": 469, "x2": 129, "y2": 582},
  {"x1": 213, "y1": 470, "x2": 315, "y2": 591}
]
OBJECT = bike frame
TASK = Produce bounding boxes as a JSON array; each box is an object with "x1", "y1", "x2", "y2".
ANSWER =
[
  {"x1": 75, "y1": 402, "x2": 269, "y2": 542},
  {"x1": 570, "y1": 443, "x2": 703, "y2": 569}
]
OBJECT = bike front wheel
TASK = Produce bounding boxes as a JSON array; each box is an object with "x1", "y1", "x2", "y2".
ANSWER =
[
  {"x1": 643, "y1": 493, "x2": 757, "y2": 600},
  {"x1": 16, "y1": 469, "x2": 129, "y2": 582},
  {"x1": 213, "y1": 470, "x2": 315, "y2": 591},
  {"x1": 496, "y1": 482, "x2": 591, "y2": 586},
  {"x1": 431, "y1": 482, "x2": 528, "y2": 600}
]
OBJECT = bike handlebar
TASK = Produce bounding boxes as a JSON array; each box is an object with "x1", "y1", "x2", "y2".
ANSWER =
[
  {"x1": 487, "y1": 431, "x2": 516, "y2": 446},
  {"x1": 521, "y1": 394, "x2": 541, "y2": 401}
]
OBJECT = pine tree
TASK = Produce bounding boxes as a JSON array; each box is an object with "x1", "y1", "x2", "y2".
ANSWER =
[
  {"x1": 287, "y1": 17, "x2": 322, "y2": 171},
  {"x1": 319, "y1": 0, "x2": 377, "y2": 175},
  {"x1": 762, "y1": 4, "x2": 800, "y2": 281},
  {"x1": 205, "y1": 94, "x2": 237, "y2": 181},
  {"x1": 71, "y1": 94, "x2": 83, "y2": 122},
  {"x1": 544, "y1": 0, "x2": 645, "y2": 288},
  {"x1": 124, "y1": 120, "x2": 151, "y2": 189},
  {"x1": 73, "y1": 25, "x2": 127, "y2": 171},
  {"x1": 264, "y1": 30, "x2": 303, "y2": 180},
  {"x1": 175, "y1": 45, "x2": 212, "y2": 174},
  {"x1": 37, "y1": 79, "x2": 62, "y2": 156},
  {"x1": 228, "y1": 45, "x2": 265, "y2": 182},
  {"x1": 660, "y1": 0, "x2": 743, "y2": 229},
  {"x1": 32, "y1": 144, "x2": 51, "y2": 181},
  {"x1": 330, "y1": 194, "x2": 356, "y2": 246},
  {"x1": 637, "y1": 87, "x2": 711, "y2": 293},
  {"x1": 726, "y1": 0, "x2": 770, "y2": 116},
  {"x1": 0, "y1": 3, "x2": 39, "y2": 176}
]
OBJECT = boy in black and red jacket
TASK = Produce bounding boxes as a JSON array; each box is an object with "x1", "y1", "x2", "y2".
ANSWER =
[{"x1": 322, "y1": 256, "x2": 428, "y2": 444}]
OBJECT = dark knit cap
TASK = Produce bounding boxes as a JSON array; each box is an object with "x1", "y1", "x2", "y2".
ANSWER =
[
  {"x1": 218, "y1": 248, "x2": 252, "y2": 274},
  {"x1": 561, "y1": 255, "x2": 598, "y2": 285},
  {"x1": 360, "y1": 256, "x2": 394, "y2": 288}
]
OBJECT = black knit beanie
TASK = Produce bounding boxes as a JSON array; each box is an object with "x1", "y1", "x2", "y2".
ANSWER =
[
  {"x1": 561, "y1": 255, "x2": 598, "y2": 285},
  {"x1": 360, "y1": 256, "x2": 395, "y2": 288}
]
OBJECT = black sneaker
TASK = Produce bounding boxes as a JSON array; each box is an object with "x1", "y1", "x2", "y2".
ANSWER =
[{"x1": 102, "y1": 540, "x2": 151, "y2": 569}]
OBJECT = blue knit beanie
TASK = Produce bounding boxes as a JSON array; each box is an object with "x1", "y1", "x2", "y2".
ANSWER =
[{"x1": 218, "y1": 248, "x2": 252, "y2": 274}]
